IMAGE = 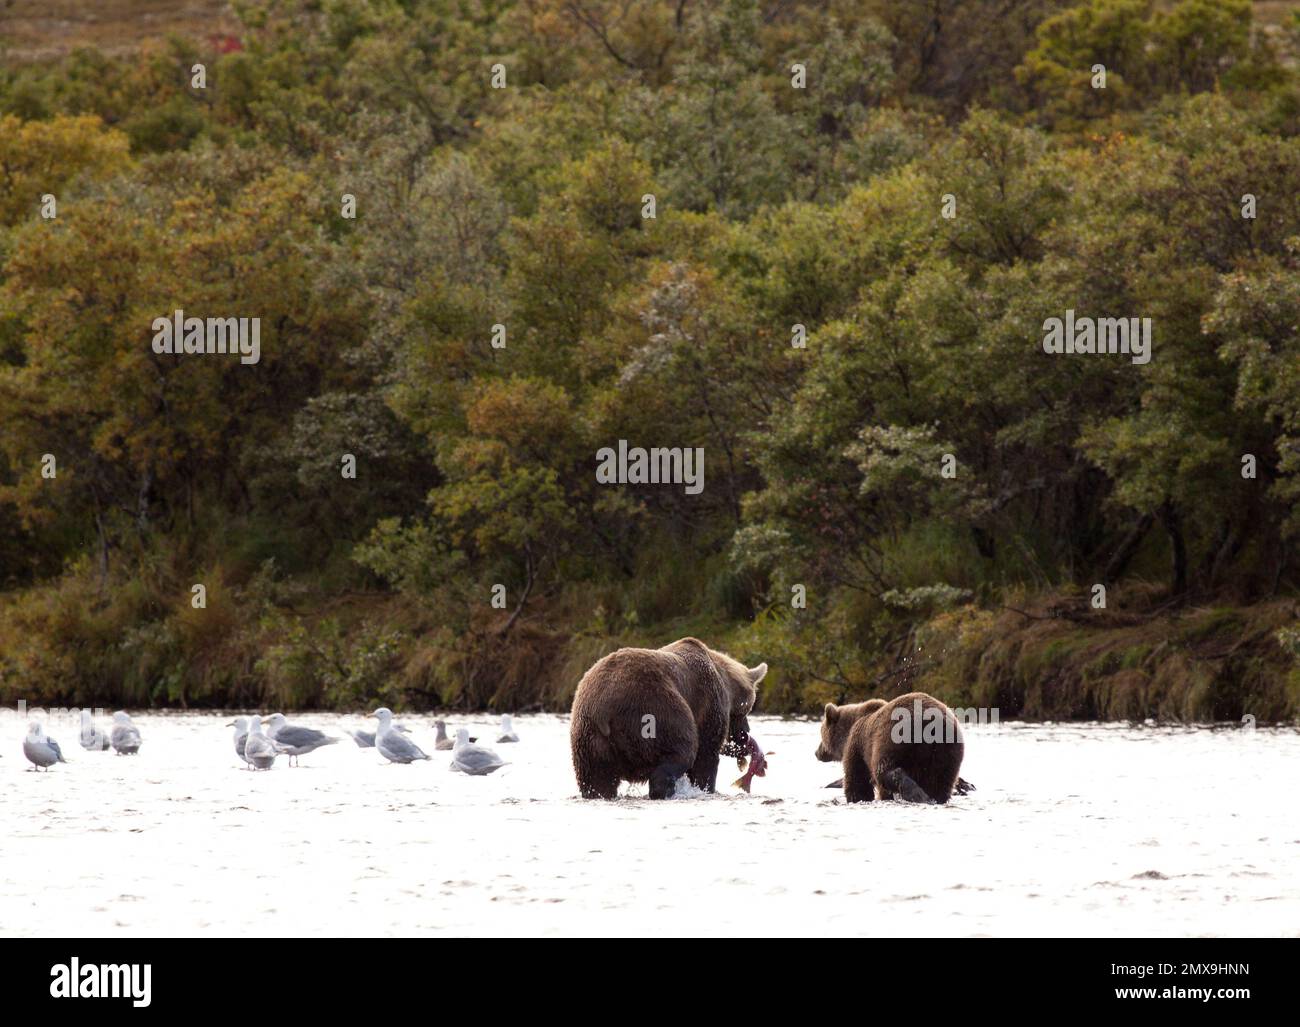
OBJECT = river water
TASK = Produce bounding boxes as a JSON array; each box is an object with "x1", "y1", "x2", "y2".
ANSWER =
[{"x1": 4, "y1": 712, "x2": 1298, "y2": 936}]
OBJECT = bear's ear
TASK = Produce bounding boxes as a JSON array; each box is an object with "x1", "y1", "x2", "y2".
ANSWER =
[
  {"x1": 823, "y1": 702, "x2": 837, "y2": 721},
  {"x1": 747, "y1": 662, "x2": 768, "y2": 685}
]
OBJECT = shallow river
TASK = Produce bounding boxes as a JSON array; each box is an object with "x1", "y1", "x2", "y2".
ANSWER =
[{"x1": 4, "y1": 711, "x2": 1298, "y2": 936}]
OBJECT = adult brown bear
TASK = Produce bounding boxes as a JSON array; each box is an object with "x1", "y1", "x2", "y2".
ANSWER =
[
  {"x1": 570, "y1": 638, "x2": 766, "y2": 799},
  {"x1": 815, "y1": 692, "x2": 964, "y2": 803}
]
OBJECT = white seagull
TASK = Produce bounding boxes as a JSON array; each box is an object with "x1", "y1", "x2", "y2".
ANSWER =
[
  {"x1": 496, "y1": 714, "x2": 519, "y2": 743},
  {"x1": 227, "y1": 716, "x2": 251, "y2": 767},
  {"x1": 110, "y1": 711, "x2": 142, "y2": 755},
  {"x1": 243, "y1": 715, "x2": 285, "y2": 770},
  {"x1": 24, "y1": 722, "x2": 66, "y2": 771},
  {"x1": 450, "y1": 729, "x2": 507, "y2": 776},
  {"x1": 262, "y1": 713, "x2": 339, "y2": 767},
  {"x1": 79, "y1": 709, "x2": 111, "y2": 751},
  {"x1": 371, "y1": 708, "x2": 430, "y2": 764}
]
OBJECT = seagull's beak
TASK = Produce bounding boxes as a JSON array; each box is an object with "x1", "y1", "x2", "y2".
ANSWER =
[
  {"x1": 225, "y1": 721, "x2": 235, "y2": 727},
  {"x1": 260, "y1": 716, "x2": 271, "y2": 723}
]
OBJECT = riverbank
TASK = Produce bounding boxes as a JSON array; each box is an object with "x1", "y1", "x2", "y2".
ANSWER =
[
  {"x1": 2, "y1": 569, "x2": 1296, "y2": 721},
  {"x1": 912, "y1": 590, "x2": 1300, "y2": 723}
]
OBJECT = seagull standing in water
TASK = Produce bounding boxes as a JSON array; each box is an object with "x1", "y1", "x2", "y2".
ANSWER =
[
  {"x1": 79, "y1": 709, "x2": 111, "y2": 751},
  {"x1": 450, "y1": 729, "x2": 508, "y2": 776},
  {"x1": 110, "y1": 711, "x2": 142, "y2": 755},
  {"x1": 371, "y1": 708, "x2": 430, "y2": 764},
  {"x1": 243, "y1": 716, "x2": 284, "y2": 770},
  {"x1": 262, "y1": 713, "x2": 339, "y2": 767},
  {"x1": 434, "y1": 720, "x2": 454, "y2": 750},
  {"x1": 227, "y1": 717, "x2": 251, "y2": 767},
  {"x1": 496, "y1": 714, "x2": 519, "y2": 743},
  {"x1": 23, "y1": 722, "x2": 66, "y2": 771}
]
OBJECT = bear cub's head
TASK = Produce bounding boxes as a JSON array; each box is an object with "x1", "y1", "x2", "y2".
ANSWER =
[{"x1": 816, "y1": 699, "x2": 887, "y2": 762}]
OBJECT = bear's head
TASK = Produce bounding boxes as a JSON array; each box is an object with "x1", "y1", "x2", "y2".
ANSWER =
[
  {"x1": 706, "y1": 646, "x2": 767, "y2": 754},
  {"x1": 816, "y1": 699, "x2": 886, "y2": 762}
]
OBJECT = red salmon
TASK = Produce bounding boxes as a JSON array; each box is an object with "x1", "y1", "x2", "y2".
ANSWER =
[{"x1": 732, "y1": 734, "x2": 771, "y2": 793}]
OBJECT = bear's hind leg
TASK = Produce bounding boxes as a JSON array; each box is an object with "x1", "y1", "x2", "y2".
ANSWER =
[
  {"x1": 576, "y1": 766, "x2": 620, "y2": 800},
  {"x1": 649, "y1": 761, "x2": 690, "y2": 799},
  {"x1": 841, "y1": 754, "x2": 875, "y2": 803},
  {"x1": 688, "y1": 749, "x2": 720, "y2": 793}
]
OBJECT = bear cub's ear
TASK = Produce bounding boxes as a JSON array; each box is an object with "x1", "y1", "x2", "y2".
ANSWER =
[
  {"x1": 748, "y1": 662, "x2": 768, "y2": 685},
  {"x1": 823, "y1": 702, "x2": 837, "y2": 721}
]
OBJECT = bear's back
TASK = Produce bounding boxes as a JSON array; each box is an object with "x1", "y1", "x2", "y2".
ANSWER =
[
  {"x1": 866, "y1": 693, "x2": 963, "y2": 747},
  {"x1": 570, "y1": 646, "x2": 701, "y2": 740},
  {"x1": 574, "y1": 646, "x2": 682, "y2": 705}
]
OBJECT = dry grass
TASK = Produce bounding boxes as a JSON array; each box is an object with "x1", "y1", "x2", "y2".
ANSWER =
[
  {"x1": 912, "y1": 590, "x2": 1300, "y2": 722},
  {"x1": 1, "y1": 0, "x2": 237, "y2": 61},
  {"x1": 3, "y1": 1, "x2": 1295, "y2": 64}
]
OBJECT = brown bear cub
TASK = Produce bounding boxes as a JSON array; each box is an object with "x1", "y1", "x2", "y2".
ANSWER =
[
  {"x1": 816, "y1": 692, "x2": 964, "y2": 803},
  {"x1": 570, "y1": 638, "x2": 766, "y2": 799}
]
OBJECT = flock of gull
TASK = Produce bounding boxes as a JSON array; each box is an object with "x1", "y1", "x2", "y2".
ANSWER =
[{"x1": 21, "y1": 708, "x2": 518, "y2": 775}]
